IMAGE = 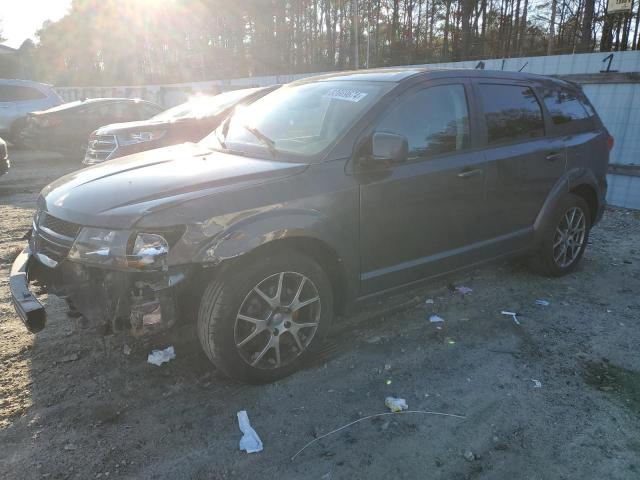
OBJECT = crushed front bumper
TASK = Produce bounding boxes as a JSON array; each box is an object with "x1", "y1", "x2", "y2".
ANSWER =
[
  {"x1": 9, "y1": 247, "x2": 46, "y2": 333},
  {"x1": 10, "y1": 245, "x2": 190, "y2": 336}
]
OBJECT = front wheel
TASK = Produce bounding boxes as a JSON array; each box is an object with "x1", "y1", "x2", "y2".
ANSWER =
[
  {"x1": 529, "y1": 194, "x2": 591, "y2": 276},
  {"x1": 197, "y1": 251, "x2": 333, "y2": 383}
]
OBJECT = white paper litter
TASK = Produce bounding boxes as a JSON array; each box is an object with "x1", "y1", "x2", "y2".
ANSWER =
[
  {"x1": 429, "y1": 315, "x2": 445, "y2": 323},
  {"x1": 501, "y1": 311, "x2": 521, "y2": 325},
  {"x1": 385, "y1": 396, "x2": 408, "y2": 413},
  {"x1": 237, "y1": 410, "x2": 263, "y2": 453},
  {"x1": 535, "y1": 299, "x2": 550, "y2": 306},
  {"x1": 147, "y1": 346, "x2": 175, "y2": 366},
  {"x1": 455, "y1": 286, "x2": 473, "y2": 295},
  {"x1": 531, "y1": 379, "x2": 542, "y2": 388},
  {"x1": 425, "y1": 298, "x2": 435, "y2": 304}
]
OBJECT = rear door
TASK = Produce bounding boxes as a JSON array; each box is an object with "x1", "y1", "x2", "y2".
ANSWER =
[
  {"x1": 357, "y1": 80, "x2": 490, "y2": 294},
  {"x1": 474, "y1": 81, "x2": 565, "y2": 245}
]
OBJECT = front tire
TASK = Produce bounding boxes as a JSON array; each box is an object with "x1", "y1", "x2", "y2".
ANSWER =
[
  {"x1": 197, "y1": 251, "x2": 333, "y2": 383},
  {"x1": 529, "y1": 193, "x2": 591, "y2": 276}
]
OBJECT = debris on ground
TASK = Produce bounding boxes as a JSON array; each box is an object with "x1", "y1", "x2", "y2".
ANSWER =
[
  {"x1": 237, "y1": 410, "x2": 263, "y2": 453},
  {"x1": 385, "y1": 397, "x2": 408, "y2": 412},
  {"x1": 429, "y1": 315, "x2": 444, "y2": 323},
  {"x1": 535, "y1": 299, "x2": 550, "y2": 306},
  {"x1": 147, "y1": 346, "x2": 175, "y2": 366},
  {"x1": 59, "y1": 353, "x2": 79, "y2": 363},
  {"x1": 123, "y1": 344, "x2": 132, "y2": 356},
  {"x1": 63, "y1": 443, "x2": 78, "y2": 451},
  {"x1": 455, "y1": 286, "x2": 473, "y2": 295},
  {"x1": 501, "y1": 311, "x2": 521, "y2": 325},
  {"x1": 425, "y1": 298, "x2": 435, "y2": 304},
  {"x1": 463, "y1": 450, "x2": 475, "y2": 461},
  {"x1": 291, "y1": 410, "x2": 466, "y2": 460},
  {"x1": 531, "y1": 379, "x2": 542, "y2": 388}
]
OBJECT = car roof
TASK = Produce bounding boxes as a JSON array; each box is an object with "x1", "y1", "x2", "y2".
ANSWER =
[
  {"x1": 0, "y1": 78, "x2": 56, "y2": 90},
  {"x1": 291, "y1": 67, "x2": 561, "y2": 86}
]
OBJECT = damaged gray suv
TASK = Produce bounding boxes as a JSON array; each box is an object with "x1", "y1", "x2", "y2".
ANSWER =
[{"x1": 10, "y1": 68, "x2": 610, "y2": 383}]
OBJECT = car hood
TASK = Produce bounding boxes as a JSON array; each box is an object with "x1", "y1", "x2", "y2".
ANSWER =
[
  {"x1": 40, "y1": 143, "x2": 307, "y2": 229},
  {"x1": 95, "y1": 117, "x2": 210, "y2": 135}
]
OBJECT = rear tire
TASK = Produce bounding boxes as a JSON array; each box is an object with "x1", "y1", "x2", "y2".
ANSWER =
[
  {"x1": 529, "y1": 194, "x2": 591, "y2": 276},
  {"x1": 197, "y1": 250, "x2": 333, "y2": 384}
]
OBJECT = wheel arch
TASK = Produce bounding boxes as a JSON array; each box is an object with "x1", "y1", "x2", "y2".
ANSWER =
[{"x1": 569, "y1": 183, "x2": 599, "y2": 224}]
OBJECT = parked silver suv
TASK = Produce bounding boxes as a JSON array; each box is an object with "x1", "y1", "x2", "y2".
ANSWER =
[{"x1": 0, "y1": 79, "x2": 62, "y2": 145}]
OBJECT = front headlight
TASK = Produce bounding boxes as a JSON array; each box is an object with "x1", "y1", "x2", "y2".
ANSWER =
[
  {"x1": 128, "y1": 233, "x2": 169, "y2": 269},
  {"x1": 68, "y1": 228, "x2": 171, "y2": 270},
  {"x1": 68, "y1": 228, "x2": 130, "y2": 268},
  {"x1": 116, "y1": 130, "x2": 167, "y2": 146}
]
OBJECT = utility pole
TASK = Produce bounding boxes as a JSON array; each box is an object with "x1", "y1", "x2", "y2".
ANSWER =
[{"x1": 353, "y1": 0, "x2": 359, "y2": 69}]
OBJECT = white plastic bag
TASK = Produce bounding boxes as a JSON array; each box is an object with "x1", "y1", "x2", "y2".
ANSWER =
[{"x1": 237, "y1": 410, "x2": 263, "y2": 453}]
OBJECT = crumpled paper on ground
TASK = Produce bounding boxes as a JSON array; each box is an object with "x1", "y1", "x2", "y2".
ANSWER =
[
  {"x1": 237, "y1": 410, "x2": 263, "y2": 453},
  {"x1": 385, "y1": 396, "x2": 408, "y2": 413},
  {"x1": 147, "y1": 346, "x2": 175, "y2": 366}
]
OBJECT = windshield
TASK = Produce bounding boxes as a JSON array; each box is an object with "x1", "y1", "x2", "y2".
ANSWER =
[
  {"x1": 201, "y1": 80, "x2": 388, "y2": 159},
  {"x1": 152, "y1": 88, "x2": 261, "y2": 121}
]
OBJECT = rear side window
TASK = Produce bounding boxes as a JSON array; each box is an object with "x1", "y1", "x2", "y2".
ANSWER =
[
  {"x1": 375, "y1": 84, "x2": 470, "y2": 159},
  {"x1": 479, "y1": 84, "x2": 544, "y2": 144},
  {"x1": 542, "y1": 88, "x2": 589, "y2": 124},
  {"x1": 541, "y1": 87, "x2": 595, "y2": 134},
  {"x1": 0, "y1": 85, "x2": 47, "y2": 102}
]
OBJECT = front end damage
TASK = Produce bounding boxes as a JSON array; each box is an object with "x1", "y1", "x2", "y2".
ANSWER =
[{"x1": 10, "y1": 210, "x2": 192, "y2": 337}]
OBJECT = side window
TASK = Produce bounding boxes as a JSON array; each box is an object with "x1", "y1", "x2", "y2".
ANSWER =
[
  {"x1": 479, "y1": 84, "x2": 544, "y2": 144},
  {"x1": 136, "y1": 103, "x2": 160, "y2": 119},
  {"x1": 542, "y1": 88, "x2": 589, "y2": 124},
  {"x1": 375, "y1": 84, "x2": 470, "y2": 159},
  {"x1": 0, "y1": 85, "x2": 47, "y2": 102}
]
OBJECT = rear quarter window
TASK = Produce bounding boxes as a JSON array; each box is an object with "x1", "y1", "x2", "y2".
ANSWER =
[
  {"x1": 541, "y1": 86, "x2": 596, "y2": 134},
  {"x1": 0, "y1": 85, "x2": 47, "y2": 102},
  {"x1": 478, "y1": 84, "x2": 544, "y2": 145}
]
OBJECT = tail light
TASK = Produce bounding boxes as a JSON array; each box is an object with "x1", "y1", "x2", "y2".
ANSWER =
[{"x1": 606, "y1": 134, "x2": 614, "y2": 151}]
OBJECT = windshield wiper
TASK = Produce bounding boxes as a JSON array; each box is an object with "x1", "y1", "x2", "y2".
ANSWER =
[
  {"x1": 243, "y1": 125, "x2": 277, "y2": 158},
  {"x1": 215, "y1": 117, "x2": 232, "y2": 149}
]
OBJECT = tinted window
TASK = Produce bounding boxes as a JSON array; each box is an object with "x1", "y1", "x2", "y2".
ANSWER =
[
  {"x1": 0, "y1": 85, "x2": 47, "y2": 102},
  {"x1": 375, "y1": 84, "x2": 470, "y2": 158},
  {"x1": 542, "y1": 88, "x2": 589, "y2": 125},
  {"x1": 479, "y1": 84, "x2": 544, "y2": 144}
]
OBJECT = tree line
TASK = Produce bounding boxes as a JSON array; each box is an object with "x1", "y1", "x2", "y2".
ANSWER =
[{"x1": 8, "y1": 0, "x2": 640, "y2": 86}]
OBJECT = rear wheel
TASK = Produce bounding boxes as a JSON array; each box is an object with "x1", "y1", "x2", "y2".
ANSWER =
[
  {"x1": 197, "y1": 251, "x2": 333, "y2": 383},
  {"x1": 529, "y1": 194, "x2": 591, "y2": 276}
]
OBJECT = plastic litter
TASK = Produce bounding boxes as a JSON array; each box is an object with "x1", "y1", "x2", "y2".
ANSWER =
[
  {"x1": 385, "y1": 397, "x2": 408, "y2": 413},
  {"x1": 535, "y1": 299, "x2": 550, "y2": 306},
  {"x1": 455, "y1": 286, "x2": 473, "y2": 295},
  {"x1": 501, "y1": 311, "x2": 520, "y2": 325},
  {"x1": 147, "y1": 346, "x2": 175, "y2": 366},
  {"x1": 237, "y1": 410, "x2": 263, "y2": 453},
  {"x1": 429, "y1": 315, "x2": 444, "y2": 323},
  {"x1": 531, "y1": 379, "x2": 542, "y2": 388}
]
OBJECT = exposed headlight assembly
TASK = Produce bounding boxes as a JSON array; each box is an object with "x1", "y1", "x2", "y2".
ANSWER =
[
  {"x1": 68, "y1": 228, "x2": 174, "y2": 270},
  {"x1": 116, "y1": 130, "x2": 167, "y2": 146}
]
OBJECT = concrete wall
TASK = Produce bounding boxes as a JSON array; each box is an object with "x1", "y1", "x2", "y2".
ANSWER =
[{"x1": 55, "y1": 51, "x2": 640, "y2": 209}]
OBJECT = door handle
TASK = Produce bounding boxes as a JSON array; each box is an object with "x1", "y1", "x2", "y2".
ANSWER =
[
  {"x1": 457, "y1": 168, "x2": 482, "y2": 179},
  {"x1": 546, "y1": 152, "x2": 563, "y2": 162}
]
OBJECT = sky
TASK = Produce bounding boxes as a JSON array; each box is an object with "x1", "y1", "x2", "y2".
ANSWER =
[{"x1": 0, "y1": 0, "x2": 71, "y2": 48}]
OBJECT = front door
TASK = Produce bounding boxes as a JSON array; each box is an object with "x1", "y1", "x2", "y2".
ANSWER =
[{"x1": 357, "y1": 81, "x2": 489, "y2": 295}]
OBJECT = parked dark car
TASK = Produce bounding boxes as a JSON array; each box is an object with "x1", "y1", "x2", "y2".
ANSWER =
[
  {"x1": 0, "y1": 137, "x2": 9, "y2": 176},
  {"x1": 20, "y1": 98, "x2": 162, "y2": 157},
  {"x1": 83, "y1": 86, "x2": 280, "y2": 165},
  {"x1": 11, "y1": 68, "x2": 610, "y2": 383}
]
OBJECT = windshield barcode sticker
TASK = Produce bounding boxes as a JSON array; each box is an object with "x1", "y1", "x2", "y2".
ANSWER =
[{"x1": 323, "y1": 88, "x2": 368, "y2": 102}]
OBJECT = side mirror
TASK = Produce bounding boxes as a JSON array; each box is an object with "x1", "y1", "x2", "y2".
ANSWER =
[{"x1": 371, "y1": 132, "x2": 409, "y2": 163}]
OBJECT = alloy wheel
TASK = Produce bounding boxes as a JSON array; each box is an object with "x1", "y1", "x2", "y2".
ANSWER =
[
  {"x1": 234, "y1": 271, "x2": 321, "y2": 369},
  {"x1": 553, "y1": 206, "x2": 586, "y2": 268}
]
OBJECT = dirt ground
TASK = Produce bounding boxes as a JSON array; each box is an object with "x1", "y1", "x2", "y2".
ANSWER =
[{"x1": 1, "y1": 149, "x2": 639, "y2": 480}]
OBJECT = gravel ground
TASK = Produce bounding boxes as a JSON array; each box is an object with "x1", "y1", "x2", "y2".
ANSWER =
[{"x1": 1, "y1": 149, "x2": 639, "y2": 480}]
